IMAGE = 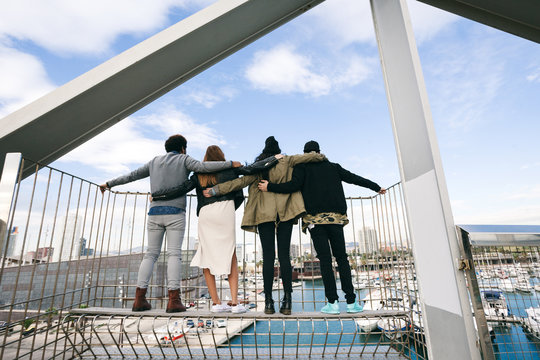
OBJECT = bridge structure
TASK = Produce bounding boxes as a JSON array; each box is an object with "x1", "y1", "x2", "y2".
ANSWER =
[{"x1": 0, "y1": 0, "x2": 539, "y2": 359}]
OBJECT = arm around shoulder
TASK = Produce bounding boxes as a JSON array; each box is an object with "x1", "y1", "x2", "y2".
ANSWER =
[
  {"x1": 288, "y1": 152, "x2": 326, "y2": 167},
  {"x1": 236, "y1": 155, "x2": 279, "y2": 175},
  {"x1": 266, "y1": 165, "x2": 305, "y2": 194},
  {"x1": 185, "y1": 154, "x2": 233, "y2": 173},
  {"x1": 216, "y1": 174, "x2": 258, "y2": 195},
  {"x1": 152, "y1": 175, "x2": 197, "y2": 200}
]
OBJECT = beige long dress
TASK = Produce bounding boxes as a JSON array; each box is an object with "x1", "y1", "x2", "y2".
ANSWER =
[{"x1": 190, "y1": 200, "x2": 236, "y2": 276}]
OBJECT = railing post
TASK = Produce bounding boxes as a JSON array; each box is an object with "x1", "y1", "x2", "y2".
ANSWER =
[
  {"x1": 456, "y1": 227, "x2": 496, "y2": 360},
  {"x1": 0, "y1": 153, "x2": 22, "y2": 260},
  {"x1": 369, "y1": 0, "x2": 481, "y2": 359}
]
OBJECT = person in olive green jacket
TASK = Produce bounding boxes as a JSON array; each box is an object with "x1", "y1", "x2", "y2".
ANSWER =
[{"x1": 203, "y1": 136, "x2": 325, "y2": 315}]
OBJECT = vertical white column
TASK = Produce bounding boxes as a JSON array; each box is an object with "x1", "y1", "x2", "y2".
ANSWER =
[
  {"x1": 369, "y1": 1, "x2": 481, "y2": 359},
  {"x1": 0, "y1": 153, "x2": 22, "y2": 259}
]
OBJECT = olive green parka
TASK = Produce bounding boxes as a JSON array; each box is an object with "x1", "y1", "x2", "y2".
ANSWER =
[{"x1": 213, "y1": 153, "x2": 325, "y2": 232}]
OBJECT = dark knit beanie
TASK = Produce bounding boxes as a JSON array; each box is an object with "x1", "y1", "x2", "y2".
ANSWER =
[
  {"x1": 262, "y1": 136, "x2": 281, "y2": 155},
  {"x1": 303, "y1": 140, "x2": 320, "y2": 153}
]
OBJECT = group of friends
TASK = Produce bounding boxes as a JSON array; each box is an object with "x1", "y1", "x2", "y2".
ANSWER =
[{"x1": 100, "y1": 134, "x2": 385, "y2": 316}]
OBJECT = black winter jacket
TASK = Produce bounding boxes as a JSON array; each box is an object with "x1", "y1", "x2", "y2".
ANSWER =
[
  {"x1": 152, "y1": 156, "x2": 280, "y2": 216},
  {"x1": 267, "y1": 160, "x2": 381, "y2": 216}
]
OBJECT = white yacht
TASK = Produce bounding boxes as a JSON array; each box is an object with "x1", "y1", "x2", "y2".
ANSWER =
[
  {"x1": 498, "y1": 279, "x2": 515, "y2": 292},
  {"x1": 515, "y1": 277, "x2": 533, "y2": 293},
  {"x1": 522, "y1": 307, "x2": 540, "y2": 340},
  {"x1": 353, "y1": 280, "x2": 368, "y2": 290},
  {"x1": 534, "y1": 284, "x2": 540, "y2": 292},
  {"x1": 377, "y1": 317, "x2": 408, "y2": 339},
  {"x1": 355, "y1": 289, "x2": 384, "y2": 332},
  {"x1": 481, "y1": 290, "x2": 509, "y2": 320}
]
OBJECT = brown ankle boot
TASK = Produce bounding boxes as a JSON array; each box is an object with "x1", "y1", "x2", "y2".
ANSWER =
[
  {"x1": 132, "y1": 287, "x2": 151, "y2": 312},
  {"x1": 166, "y1": 289, "x2": 187, "y2": 313}
]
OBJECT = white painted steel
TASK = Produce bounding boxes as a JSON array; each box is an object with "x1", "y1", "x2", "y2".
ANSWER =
[
  {"x1": 370, "y1": 0, "x2": 481, "y2": 359},
  {"x1": 0, "y1": 153, "x2": 22, "y2": 258}
]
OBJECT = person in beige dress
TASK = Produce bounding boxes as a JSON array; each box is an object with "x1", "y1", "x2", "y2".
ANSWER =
[{"x1": 203, "y1": 136, "x2": 325, "y2": 315}]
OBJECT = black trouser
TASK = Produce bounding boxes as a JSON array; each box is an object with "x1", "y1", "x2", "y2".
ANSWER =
[
  {"x1": 258, "y1": 220, "x2": 294, "y2": 297},
  {"x1": 309, "y1": 224, "x2": 355, "y2": 304}
]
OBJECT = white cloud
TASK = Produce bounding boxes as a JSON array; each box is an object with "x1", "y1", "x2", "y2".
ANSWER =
[
  {"x1": 406, "y1": 1, "x2": 459, "y2": 44},
  {"x1": 59, "y1": 106, "x2": 224, "y2": 174},
  {"x1": 182, "y1": 87, "x2": 238, "y2": 108},
  {"x1": 245, "y1": 45, "x2": 331, "y2": 97},
  {"x1": 306, "y1": 0, "x2": 458, "y2": 48},
  {"x1": 504, "y1": 185, "x2": 540, "y2": 201},
  {"x1": 245, "y1": 45, "x2": 372, "y2": 96},
  {"x1": 454, "y1": 205, "x2": 540, "y2": 225},
  {"x1": 526, "y1": 67, "x2": 540, "y2": 83},
  {"x1": 307, "y1": 0, "x2": 375, "y2": 47},
  {"x1": 426, "y1": 36, "x2": 505, "y2": 130},
  {"x1": 0, "y1": 45, "x2": 56, "y2": 117},
  {"x1": 0, "y1": 0, "x2": 214, "y2": 55},
  {"x1": 521, "y1": 162, "x2": 540, "y2": 170}
]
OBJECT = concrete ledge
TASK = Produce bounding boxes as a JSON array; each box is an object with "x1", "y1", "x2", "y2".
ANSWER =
[{"x1": 69, "y1": 307, "x2": 408, "y2": 319}]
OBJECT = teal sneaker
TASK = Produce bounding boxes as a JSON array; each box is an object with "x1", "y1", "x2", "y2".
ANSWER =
[
  {"x1": 346, "y1": 301, "x2": 364, "y2": 313},
  {"x1": 321, "y1": 300, "x2": 340, "y2": 314}
]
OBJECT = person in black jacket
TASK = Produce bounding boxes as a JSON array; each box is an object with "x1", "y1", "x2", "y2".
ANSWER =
[
  {"x1": 258, "y1": 140, "x2": 386, "y2": 314},
  {"x1": 152, "y1": 145, "x2": 281, "y2": 314}
]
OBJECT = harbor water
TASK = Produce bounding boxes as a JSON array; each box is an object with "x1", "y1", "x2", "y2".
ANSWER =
[{"x1": 229, "y1": 279, "x2": 540, "y2": 359}]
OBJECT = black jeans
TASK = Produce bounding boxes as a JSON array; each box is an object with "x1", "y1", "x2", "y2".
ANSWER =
[
  {"x1": 309, "y1": 224, "x2": 355, "y2": 304},
  {"x1": 258, "y1": 220, "x2": 294, "y2": 297}
]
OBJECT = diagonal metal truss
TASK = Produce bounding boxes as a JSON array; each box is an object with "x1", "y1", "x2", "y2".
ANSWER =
[{"x1": 0, "y1": 0, "x2": 325, "y2": 177}]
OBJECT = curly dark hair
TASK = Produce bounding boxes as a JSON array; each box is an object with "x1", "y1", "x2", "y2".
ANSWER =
[{"x1": 164, "y1": 134, "x2": 187, "y2": 153}]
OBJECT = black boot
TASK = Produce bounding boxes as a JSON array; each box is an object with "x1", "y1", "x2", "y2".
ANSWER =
[
  {"x1": 264, "y1": 297, "x2": 275, "y2": 314},
  {"x1": 280, "y1": 292, "x2": 292, "y2": 315}
]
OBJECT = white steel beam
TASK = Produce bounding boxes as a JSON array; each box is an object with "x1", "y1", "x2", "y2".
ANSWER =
[
  {"x1": 0, "y1": 0, "x2": 324, "y2": 177},
  {"x1": 370, "y1": 0, "x2": 481, "y2": 359},
  {"x1": 0, "y1": 153, "x2": 22, "y2": 259}
]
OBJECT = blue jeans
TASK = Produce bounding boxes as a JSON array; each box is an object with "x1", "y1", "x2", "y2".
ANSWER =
[{"x1": 137, "y1": 213, "x2": 186, "y2": 290}]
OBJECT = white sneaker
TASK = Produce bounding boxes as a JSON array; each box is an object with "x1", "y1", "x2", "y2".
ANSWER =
[
  {"x1": 211, "y1": 303, "x2": 232, "y2": 313},
  {"x1": 231, "y1": 304, "x2": 247, "y2": 314}
]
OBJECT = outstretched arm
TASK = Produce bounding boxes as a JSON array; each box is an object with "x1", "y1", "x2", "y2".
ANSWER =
[
  {"x1": 258, "y1": 165, "x2": 305, "y2": 194},
  {"x1": 184, "y1": 154, "x2": 241, "y2": 173},
  {"x1": 151, "y1": 175, "x2": 197, "y2": 201},
  {"x1": 336, "y1": 164, "x2": 385, "y2": 193},
  {"x1": 99, "y1": 163, "x2": 150, "y2": 193}
]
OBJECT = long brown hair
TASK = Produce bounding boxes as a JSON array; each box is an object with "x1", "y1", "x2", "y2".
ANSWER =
[{"x1": 198, "y1": 145, "x2": 226, "y2": 187}]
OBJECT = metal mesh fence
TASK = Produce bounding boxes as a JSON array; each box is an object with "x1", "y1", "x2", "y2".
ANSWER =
[
  {"x1": 470, "y1": 245, "x2": 540, "y2": 359},
  {"x1": 0, "y1": 156, "x2": 428, "y2": 359}
]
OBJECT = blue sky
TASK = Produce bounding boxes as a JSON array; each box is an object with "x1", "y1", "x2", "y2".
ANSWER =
[{"x1": 1, "y1": 0, "x2": 539, "y2": 225}]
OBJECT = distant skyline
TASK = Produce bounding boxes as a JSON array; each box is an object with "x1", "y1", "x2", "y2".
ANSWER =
[{"x1": 1, "y1": 0, "x2": 539, "y2": 225}]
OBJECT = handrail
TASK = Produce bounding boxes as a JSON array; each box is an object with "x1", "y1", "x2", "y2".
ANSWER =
[{"x1": 457, "y1": 224, "x2": 540, "y2": 246}]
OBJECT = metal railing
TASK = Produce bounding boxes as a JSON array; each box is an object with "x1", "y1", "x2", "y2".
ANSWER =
[
  {"x1": 62, "y1": 309, "x2": 412, "y2": 359},
  {"x1": 458, "y1": 225, "x2": 540, "y2": 360},
  {"x1": 0, "y1": 154, "x2": 426, "y2": 359}
]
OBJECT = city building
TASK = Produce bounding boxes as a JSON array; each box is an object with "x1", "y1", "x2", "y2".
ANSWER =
[
  {"x1": 236, "y1": 243, "x2": 243, "y2": 262},
  {"x1": 52, "y1": 214, "x2": 83, "y2": 262},
  {"x1": 358, "y1": 228, "x2": 378, "y2": 254},
  {"x1": 79, "y1": 238, "x2": 94, "y2": 257},
  {"x1": 6, "y1": 226, "x2": 18, "y2": 258},
  {"x1": 290, "y1": 244, "x2": 300, "y2": 259}
]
